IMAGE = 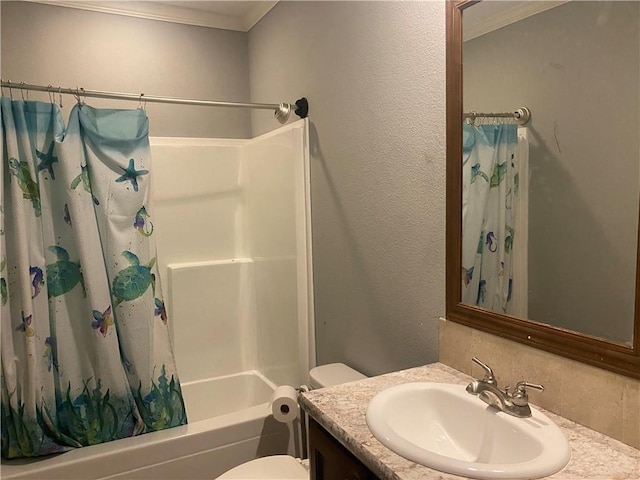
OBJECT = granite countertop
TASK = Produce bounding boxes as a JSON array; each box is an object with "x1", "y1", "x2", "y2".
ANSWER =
[{"x1": 300, "y1": 363, "x2": 640, "y2": 480}]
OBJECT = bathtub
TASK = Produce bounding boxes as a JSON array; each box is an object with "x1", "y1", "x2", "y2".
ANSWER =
[{"x1": 1, "y1": 371, "x2": 298, "y2": 480}]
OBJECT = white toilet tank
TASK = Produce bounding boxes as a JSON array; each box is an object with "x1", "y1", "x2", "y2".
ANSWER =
[{"x1": 309, "y1": 363, "x2": 366, "y2": 389}]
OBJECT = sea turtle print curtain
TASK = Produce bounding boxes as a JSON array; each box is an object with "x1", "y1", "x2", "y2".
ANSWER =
[
  {"x1": 0, "y1": 98, "x2": 186, "y2": 459},
  {"x1": 461, "y1": 122, "x2": 519, "y2": 314}
]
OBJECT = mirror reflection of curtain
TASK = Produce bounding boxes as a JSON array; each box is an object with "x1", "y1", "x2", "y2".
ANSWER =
[
  {"x1": 461, "y1": 122, "x2": 524, "y2": 315},
  {"x1": 511, "y1": 127, "x2": 529, "y2": 318}
]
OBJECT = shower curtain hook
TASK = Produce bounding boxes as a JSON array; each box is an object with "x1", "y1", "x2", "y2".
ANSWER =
[
  {"x1": 1, "y1": 80, "x2": 4, "y2": 97},
  {"x1": 58, "y1": 86, "x2": 63, "y2": 108},
  {"x1": 47, "y1": 85, "x2": 54, "y2": 104},
  {"x1": 468, "y1": 111, "x2": 478, "y2": 127},
  {"x1": 139, "y1": 93, "x2": 146, "y2": 111},
  {"x1": 7, "y1": 80, "x2": 13, "y2": 100},
  {"x1": 20, "y1": 82, "x2": 26, "y2": 101},
  {"x1": 472, "y1": 112, "x2": 480, "y2": 127},
  {"x1": 73, "y1": 87, "x2": 81, "y2": 105},
  {"x1": 465, "y1": 111, "x2": 475, "y2": 126}
]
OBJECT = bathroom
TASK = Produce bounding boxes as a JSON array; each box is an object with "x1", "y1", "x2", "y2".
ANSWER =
[{"x1": 1, "y1": 1, "x2": 638, "y2": 479}]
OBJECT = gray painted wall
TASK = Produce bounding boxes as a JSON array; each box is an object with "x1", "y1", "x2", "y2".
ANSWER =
[
  {"x1": 0, "y1": 1, "x2": 251, "y2": 138},
  {"x1": 249, "y1": 1, "x2": 446, "y2": 375},
  {"x1": 463, "y1": 1, "x2": 639, "y2": 344}
]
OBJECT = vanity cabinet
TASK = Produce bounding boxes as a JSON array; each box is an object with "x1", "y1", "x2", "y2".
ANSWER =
[{"x1": 309, "y1": 417, "x2": 380, "y2": 480}]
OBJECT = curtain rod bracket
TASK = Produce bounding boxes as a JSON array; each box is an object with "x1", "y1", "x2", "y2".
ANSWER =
[
  {"x1": 514, "y1": 107, "x2": 531, "y2": 126},
  {"x1": 294, "y1": 98, "x2": 309, "y2": 119}
]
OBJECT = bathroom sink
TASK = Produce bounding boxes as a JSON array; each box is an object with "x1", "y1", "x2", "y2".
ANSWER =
[{"x1": 366, "y1": 383, "x2": 570, "y2": 480}]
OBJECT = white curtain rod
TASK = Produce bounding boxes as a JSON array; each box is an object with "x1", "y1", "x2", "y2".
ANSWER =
[{"x1": 0, "y1": 80, "x2": 309, "y2": 124}]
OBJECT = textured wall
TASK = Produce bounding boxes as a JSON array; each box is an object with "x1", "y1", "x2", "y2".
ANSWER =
[
  {"x1": 0, "y1": 1, "x2": 251, "y2": 138},
  {"x1": 249, "y1": 1, "x2": 446, "y2": 375}
]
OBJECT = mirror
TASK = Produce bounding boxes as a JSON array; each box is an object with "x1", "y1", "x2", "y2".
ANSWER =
[
  {"x1": 446, "y1": 0, "x2": 640, "y2": 379},
  {"x1": 461, "y1": 0, "x2": 639, "y2": 345}
]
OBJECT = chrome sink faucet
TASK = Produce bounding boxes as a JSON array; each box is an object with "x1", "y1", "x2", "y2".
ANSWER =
[{"x1": 465, "y1": 357, "x2": 544, "y2": 418}]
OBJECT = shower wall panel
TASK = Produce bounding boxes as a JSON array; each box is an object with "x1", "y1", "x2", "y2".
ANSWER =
[
  {"x1": 148, "y1": 122, "x2": 313, "y2": 387},
  {"x1": 168, "y1": 259, "x2": 258, "y2": 382},
  {"x1": 151, "y1": 138, "x2": 247, "y2": 306},
  {"x1": 243, "y1": 120, "x2": 314, "y2": 388}
]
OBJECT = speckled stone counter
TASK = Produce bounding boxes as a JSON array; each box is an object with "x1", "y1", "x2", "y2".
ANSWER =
[{"x1": 300, "y1": 363, "x2": 640, "y2": 480}]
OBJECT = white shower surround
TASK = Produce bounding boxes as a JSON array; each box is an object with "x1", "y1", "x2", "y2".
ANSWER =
[
  {"x1": 1, "y1": 120, "x2": 314, "y2": 479},
  {"x1": 152, "y1": 120, "x2": 315, "y2": 389}
]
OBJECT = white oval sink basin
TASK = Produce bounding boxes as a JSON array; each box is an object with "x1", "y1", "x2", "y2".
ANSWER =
[{"x1": 366, "y1": 383, "x2": 570, "y2": 480}]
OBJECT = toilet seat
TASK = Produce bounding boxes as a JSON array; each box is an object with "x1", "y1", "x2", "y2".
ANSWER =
[{"x1": 216, "y1": 455, "x2": 308, "y2": 479}]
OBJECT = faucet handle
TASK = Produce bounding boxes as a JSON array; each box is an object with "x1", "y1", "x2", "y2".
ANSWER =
[
  {"x1": 515, "y1": 381, "x2": 544, "y2": 392},
  {"x1": 511, "y1": 381, "x2": 545, "y2": 407},
  {"x1": 471, "y1": 357, "x2": 497, "y2": 386}
]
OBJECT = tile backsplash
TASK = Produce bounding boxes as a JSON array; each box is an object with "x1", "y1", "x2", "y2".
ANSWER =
[{"x1": 439, "y1": 317, "x2": 640, "y2": 450}]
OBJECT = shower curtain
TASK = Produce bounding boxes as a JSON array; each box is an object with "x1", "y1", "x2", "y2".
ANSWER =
[
  {"x1": 461, "y1": 122, "x2": 519, "y2": 314},
  {"x1": 0, "y1": 98, "x2": 186, "y2": 459}
]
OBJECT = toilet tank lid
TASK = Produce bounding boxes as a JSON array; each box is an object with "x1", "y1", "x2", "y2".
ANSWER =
[{"x1": 309, "y1": 363, "x2": 366, "y2": 388}]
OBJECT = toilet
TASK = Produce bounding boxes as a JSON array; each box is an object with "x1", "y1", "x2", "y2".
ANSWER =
[{"x1": 217, "y1": 363, "x2": 366, "y2": 479}]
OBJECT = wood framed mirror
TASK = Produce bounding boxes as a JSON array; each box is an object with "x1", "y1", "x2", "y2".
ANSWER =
[{"x1": 445, "y1": 0, "x2": 640, "y2": 379}]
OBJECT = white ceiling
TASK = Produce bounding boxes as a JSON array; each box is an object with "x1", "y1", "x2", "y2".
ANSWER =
[{"x1": 27, "y1": 1, "x2": 279, "y2": 31}]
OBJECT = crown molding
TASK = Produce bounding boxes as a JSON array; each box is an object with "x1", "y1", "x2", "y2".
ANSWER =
[
  {"x1": 464, "y1": 1, "x2": 570, "y2": 42},
  {"x1": 241, "y1": 1, "x2": 277, "y2": 31},
  {"x1": 24, "y1": 1, "x2": 278, "y2": 32}
]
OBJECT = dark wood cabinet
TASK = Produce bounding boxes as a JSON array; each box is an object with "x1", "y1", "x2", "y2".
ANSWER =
[{"x1": 308, "y1": 417, "x2": 380, "y2": 480}]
